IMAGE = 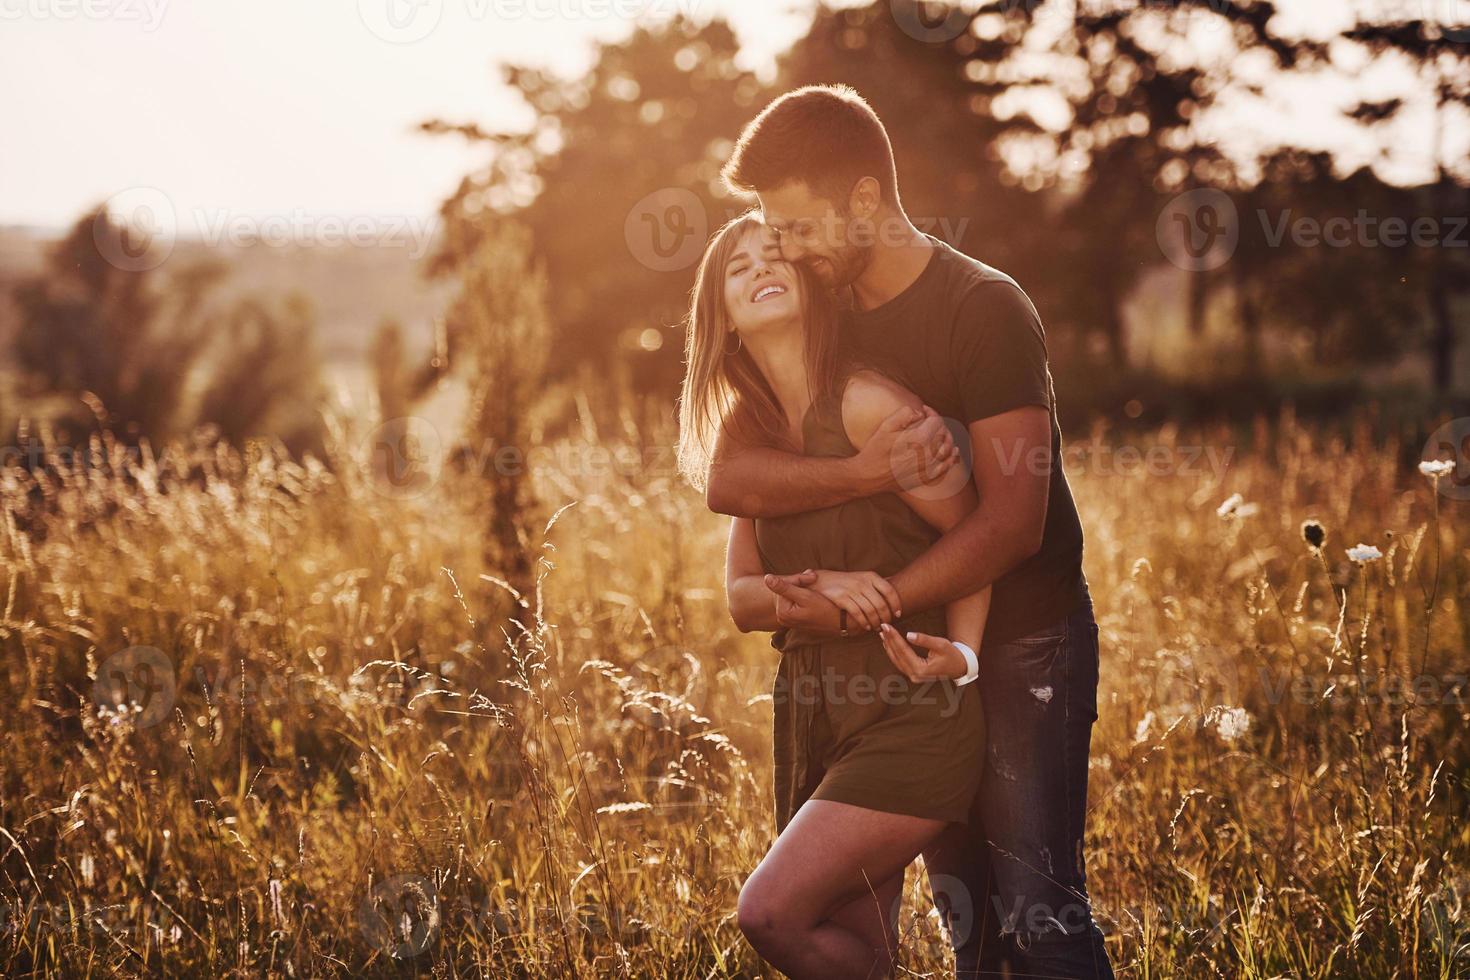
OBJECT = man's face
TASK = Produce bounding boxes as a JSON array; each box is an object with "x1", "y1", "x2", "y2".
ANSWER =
[{"x1": 757, "y1": 181, "x2": 872, "y2": 289}]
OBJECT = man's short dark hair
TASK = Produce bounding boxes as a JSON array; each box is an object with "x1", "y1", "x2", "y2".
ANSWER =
[{"x1": 722, "y1": 84, "x2": 901, "y2": 211}]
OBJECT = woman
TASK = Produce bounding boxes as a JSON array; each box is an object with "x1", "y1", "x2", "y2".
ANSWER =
[{"x1": 677, "y1": 211, "x2": 991, "y2": 979}]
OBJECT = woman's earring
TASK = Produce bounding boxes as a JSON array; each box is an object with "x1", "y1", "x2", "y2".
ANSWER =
[{"x1": 723, "y1": 332, "x2": 743, "y2": 356}]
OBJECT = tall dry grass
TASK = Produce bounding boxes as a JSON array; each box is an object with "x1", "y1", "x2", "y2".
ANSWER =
[{"x1": 0, "y1": 411, "x2": 1466, "y2": 977}]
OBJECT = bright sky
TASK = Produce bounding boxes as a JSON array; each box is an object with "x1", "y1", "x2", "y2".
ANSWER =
[
  {"x1": 0, "y1": 0, "x2": 811, "y2": 230},
  {"x1": 0, "y1": 0, "x2": 1460, "y2": 231}
]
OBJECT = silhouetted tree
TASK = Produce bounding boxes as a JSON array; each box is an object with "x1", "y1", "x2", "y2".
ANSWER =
[
  {"x1": 11, "y1": 207, "x2": 326, "y2": 451},
  {"x1": 1340, "y1": 17, "x2": 1470, "y2": 391},
  {"x1": 424, "y1": 16, "x2": 767, "y2": 409}
]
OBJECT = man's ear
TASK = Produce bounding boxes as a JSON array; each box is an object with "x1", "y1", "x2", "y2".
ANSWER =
[{"x1": 848, "y1": 176, "x2": 881, "y2": 219}]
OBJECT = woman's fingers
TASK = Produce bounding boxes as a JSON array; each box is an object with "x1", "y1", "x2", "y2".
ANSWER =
[
  {"x1": 867, "y1": 574, "x2": 902, "y2": 620},
  {"x1": 838, "y1": 594, "x2": 873, "y2": 631},
  {"x1": 904, "y1": 632, "x2": 948, "y2": 653},
  {"x1": 859, "y1": 585, "x2": 895, "y2": 624},
  {"x1": 880, "y1": 624, "x2": 931, "y2": 682},
  {"x1": 851, "y1": 592, "x2": 882, "y2": 630}
]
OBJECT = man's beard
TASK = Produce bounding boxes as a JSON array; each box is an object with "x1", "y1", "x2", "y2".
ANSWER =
[{"x1": 812, "y1": 242, "x2": 872, "y2": 289}]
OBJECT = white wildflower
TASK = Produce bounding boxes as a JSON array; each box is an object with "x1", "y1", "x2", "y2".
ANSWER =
[
  {"x1": 1346, "y1": 543, "x2": 1382, "y2": 564},
  {"x1": 1210, "y1": 706, "x2": 1252, "y2": 743},
  {"x1": 1216, "y1": 494, "x2": 1259, "y2": 519},
  {"x1": 1133, "y1": 710, "x2": 1156, "y2": 744},
  {"x1": 596, "y1": 801, "x2": 653, "y2": 815},
  {"x1": 1419, "y1": 459, "x2": 1454, "y2": 479}
]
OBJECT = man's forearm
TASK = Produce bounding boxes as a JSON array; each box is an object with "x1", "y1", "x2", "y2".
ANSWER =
[
  {"x1": 707, "y1": 445, "x2": 874, "y2": 518},
  {"x1": 889, "y1": 506, "x2": 1042, "y2": 616}
]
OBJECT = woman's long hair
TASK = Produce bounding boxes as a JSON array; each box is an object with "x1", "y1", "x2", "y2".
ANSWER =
[{"x1": 676, "y1": 211, "x2": 846, "y2": 492}]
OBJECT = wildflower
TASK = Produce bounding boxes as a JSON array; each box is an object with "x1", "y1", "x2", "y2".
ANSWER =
[
  {"x1": 1133, "y1": 710, "x2": 1156, "y2": 744},
  {"x1": 1346, "y1": 543, "x2": 1382, "y2": 564},
  {"x1": 1210, "y1": 706, "x2": 1252, "y2": 743},
  {"x1": 1420, "y1": 459, "x2": 1454, "y2": 480},
  {"x1": 1300, "y1": 519, "x2": 1326, "y2": 551},
  {"x1": 1217, "y1": 494, "x2": 1259, "y2": 519},
  {"x1": 596, "y1": 801, "x2": 653, "y2": 815}
]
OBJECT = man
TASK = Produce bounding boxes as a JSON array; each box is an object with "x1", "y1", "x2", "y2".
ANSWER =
[{"x1": 710, "y1": 84, "x2": 1114, "y2": 979}]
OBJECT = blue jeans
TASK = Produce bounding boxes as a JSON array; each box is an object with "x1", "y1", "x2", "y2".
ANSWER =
[{"x1": 924, "y1": 600, "x2": 1114, "y2": 979}]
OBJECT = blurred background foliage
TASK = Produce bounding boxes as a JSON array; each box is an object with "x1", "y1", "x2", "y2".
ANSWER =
[{"x1": 1, "y1": 0, "x2": 1467, "y2": 452}]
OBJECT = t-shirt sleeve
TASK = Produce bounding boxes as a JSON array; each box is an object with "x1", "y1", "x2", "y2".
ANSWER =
[{"x1": 951, "y1": 280, "x2": 1052, "y2": 425}]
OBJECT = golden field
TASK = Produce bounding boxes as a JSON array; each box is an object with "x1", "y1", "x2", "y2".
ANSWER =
[{"x1": 0, "y1": 411, "x2": 1466, "y2": 978}]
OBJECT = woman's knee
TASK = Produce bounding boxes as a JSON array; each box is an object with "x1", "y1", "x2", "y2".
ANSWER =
[{"x1": 736, "y1": 870, "x2": 788, "y2": 949}]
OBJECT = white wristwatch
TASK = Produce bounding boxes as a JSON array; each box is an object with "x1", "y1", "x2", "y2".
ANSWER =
[{"x1": 951, "y1": 641, "x2": 980, "y2": 687}]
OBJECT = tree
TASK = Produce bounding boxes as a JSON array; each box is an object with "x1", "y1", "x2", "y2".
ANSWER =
[
  {"x1": 423, "y1": 16, "x2": 767, "y2": 409},
  {"x1": 10, "y1": 207, "x2": 326, "y2": 452},
  {"x1": 1340, "y1": 17, "x2": 1470, "y2": 392}
]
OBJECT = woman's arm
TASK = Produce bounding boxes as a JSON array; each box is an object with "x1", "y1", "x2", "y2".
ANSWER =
[
  {"x1": 724, "y1": 517, "x2": 847, "y2": 634},
  {"x1": 706, "y1": 408, "x2": 960, "y2": 518},
  {"x1": 840, "y1": 371, "x2": 992, "y2": 676}
]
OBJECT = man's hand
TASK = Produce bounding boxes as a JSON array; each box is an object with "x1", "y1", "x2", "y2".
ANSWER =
[
  {"x1": 878, "y1": 623, "x2": 971, "y2": 682},
  {"x1": 850, "y1": 405, "x2": 961, "y2": 496},
  {"x1": 801, "y1": 569, "x2": 901, "y2": 630},
  {"x1": 764, "y1": 572, "x2": 843, "y2": 634}
]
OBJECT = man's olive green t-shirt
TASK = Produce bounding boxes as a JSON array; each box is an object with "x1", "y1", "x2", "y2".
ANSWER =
[{"x1": 845, "y1": 237, "x2": 1089, "y2": 645}]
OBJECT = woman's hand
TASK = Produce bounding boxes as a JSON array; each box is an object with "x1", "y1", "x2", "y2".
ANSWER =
[
  {"x1": 878, "y1": 623, "x2": 971, "y2": 682},
  {"x1": 801, "y1": 569, "x2": 902, "y2": 631}
]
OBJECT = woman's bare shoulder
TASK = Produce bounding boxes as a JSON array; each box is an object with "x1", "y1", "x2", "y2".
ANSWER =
[{"x1": 839, "y1": 369, "x2": 922, "y2": 450}]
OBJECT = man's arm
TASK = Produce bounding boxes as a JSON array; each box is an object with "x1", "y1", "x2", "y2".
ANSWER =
[
  {"x1": 705, "y1": 405, "x2": 959, "y2": 519},
  {"x1": 887, "y1": 406, "x2": 1051, "y2": 614},
  {"x1": 724, "y1": 516, "x2": 843, "y2": 634}
]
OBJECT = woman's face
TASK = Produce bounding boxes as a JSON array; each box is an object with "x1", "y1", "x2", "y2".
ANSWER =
[{"x1": 722, "y1": 223, "x2": 802, "y2": 338}]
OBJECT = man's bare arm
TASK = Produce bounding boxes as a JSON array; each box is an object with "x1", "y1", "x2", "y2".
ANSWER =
[
  {"x1": 705, "y1": 405, "x2": 959, "y2": 518},
  {"x1": 724, "y1": 517, "x2": 842, "y2": 634},
  {"x1": 887, "y1": 406, "x2": 1052, "y2": 614}
]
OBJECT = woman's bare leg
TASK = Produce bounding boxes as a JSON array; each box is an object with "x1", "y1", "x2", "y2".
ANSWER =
[
  {"x1": 737, "y1": 799, "x2": 947, "y2": 979},
  {"x1": 828, "y1": 872, "x2": 905, "y2": 973}
]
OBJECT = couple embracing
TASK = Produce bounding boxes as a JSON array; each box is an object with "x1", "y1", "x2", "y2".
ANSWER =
[{"x1": 676, "y1": 85, "x2": 1114, "y2": 979}]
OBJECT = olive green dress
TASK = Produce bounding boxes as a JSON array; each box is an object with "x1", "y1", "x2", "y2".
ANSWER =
[{"x1": 754, "y1": 383, "x2": 987, "y2": 833}]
